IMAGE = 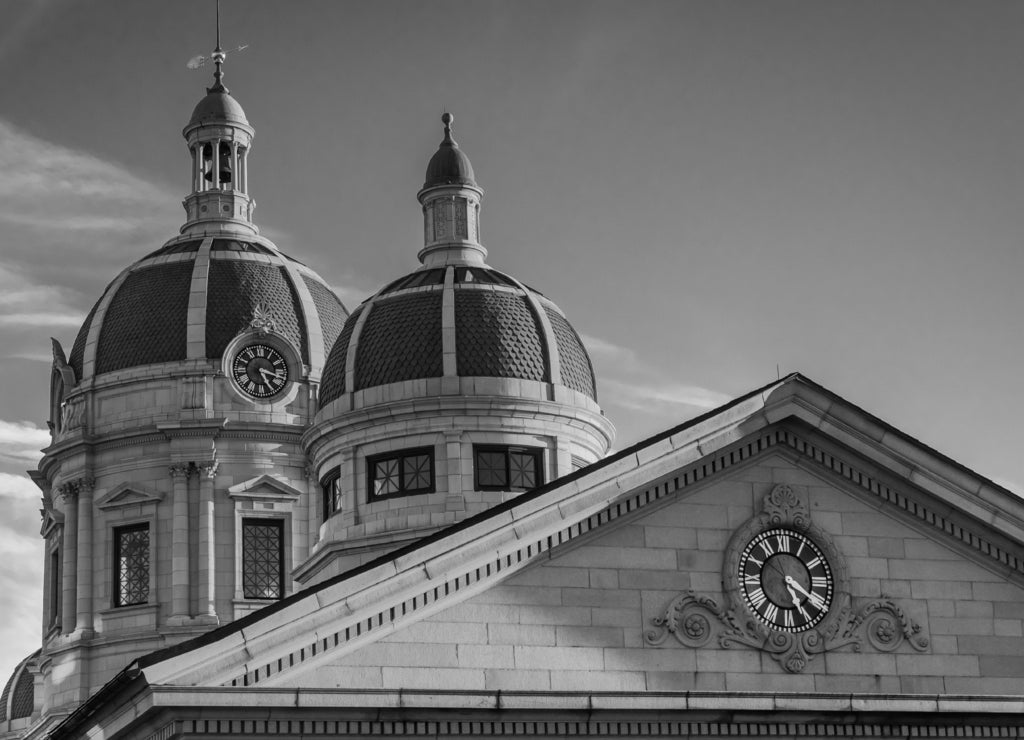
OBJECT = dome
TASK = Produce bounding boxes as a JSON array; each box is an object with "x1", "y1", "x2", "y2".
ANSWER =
[
  {"x1": 318, "y1": 264, "x2": 596, "y2": 407},
  {"x1": 187, "y1": 89, "x2": 249, "y2": 128},
  {"x1": 0, "y1": 650, "x2": 38, "y2": 723},
  {"x1": 422, "y1": 112, "x2": 477, "y2": 189},
  {"x1": 68, "y1": 238, "x2": 347, "y2": 382}
]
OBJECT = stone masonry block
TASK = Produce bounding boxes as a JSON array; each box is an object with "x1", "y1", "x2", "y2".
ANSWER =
[
  {"x1": 563, "y1": 587, "x2": 639, "y2": 609},
  {"x1": 511, "y1": 566, "x2": 589, "y2": 588},
  {"x1": 588, "y1": 525, "x2": 645, "y2": 548},
  {"x1": 903, "y1": 539, "x2": 960, "y2": 560},
  {"x1": 958, "y1": 635, "x2": 1024, "y2": 657},
  {"x1": 840, "y1": 513, "x2": 912, "y2": 538},
  {"x1": 518, "y1": 605, "x2": 592, "y2": 626},
  {"x1": 381, "y1": 666, "x2": 484, "y2": 691},
  {"x1": 972, "y1": 582, "x2": 1024, "y2": 601},
  {"x1": 387, "y1": 621, "x2": 488, "y2": 644},
  {"x1": 893, "y1": 559, "x2": 1001, "y2": 582},
  {"x1": 955, "y1": 600, "x2": 994, "y2": 618},
  {"x1": 645, "y1": 503, "x2": 728, "y2": 529},
  {"x1": 456, "y1": 644, "x2": 514, "y2": 668},
  {"x1": 910, "y1": 580, "x2": 973, "y2": 600},
  {"x1": 814, "y1": 675, "x2": 902, "y2": 694},
  {"x1": 994, "y1": 619, "x2": 1023, "y2": 637},
  {"x1": 832, "y1": 536, "x2": 869, "y2": 557},
  {"x1": 696, "y1": 528, "x2": 730, "y2": 551},
  {"x1": 555, "y1": 626, "x2": 624, "y2": 648},
  {"x1": 334, "y1": 642, "x2": 458, "y2": 668},
  {"x1": 727, "y1": 672, "x2": 815, "y2": 692},
  {"x1": 514, "y1": 645, "x2": 604, "y2": 670},
  {"x1": 591, "y1": 607, "x2": 639, "y2": 628},
  {"x1": 484, "y1": 669, "x2": 551, "y2": 691},
  {"x1": 615, "y1": 569, "x2": 689, "y2": 592},
  {"x1": 589, "y1": 569, "x2": 618, "y2": 589},
  {"x1": 978, "y1": 655, "x2": 1024, "y2": 677},
  {"x1": 695, "y1": 650, "x2": 762, "y2": 673},
  {"x1": 550, "y1": 670, "x2": 646, "y2": 692},
  {"x1": 896, "y1": 654, "x2": 979, "y2": 677},
  {"x1": 472, "y1": 585, "x2": 563, "y2": 606},
  {"x1": 550, "y1": 546, "x2": 676, "y2": 571},
  {"x1": 823, "y1": 652, "x2": 897, "y2": 675},
  {"x1": 644, "y1": 526, "x2": 697, "y2": 550},
  {"x1": 604, "y1": 647, "x2": 696, "y2": 673},
  {"x1": 487, "y1": 623, "x2": 555, "y2": 646}
]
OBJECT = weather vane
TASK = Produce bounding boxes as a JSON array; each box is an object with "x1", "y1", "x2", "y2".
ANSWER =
[{"x1": 185, "y1": 0, "x2": 248, "y2": 81}]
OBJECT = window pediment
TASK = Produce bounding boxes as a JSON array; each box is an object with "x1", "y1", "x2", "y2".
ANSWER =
[
  {"x1": 227, "y1": 474, "x2": 302, "y2": 502},
  {"x1": 96, "y1": 483, "x2": 164, "y2": 510}
]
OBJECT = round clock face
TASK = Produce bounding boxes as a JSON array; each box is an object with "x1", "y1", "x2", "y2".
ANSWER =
[
  {"x1": 231, "y1": 344, "x2": 289, "y2": 399},
  {"x1": 739, "y1": 528, "x2": 834, "y2": 633}
]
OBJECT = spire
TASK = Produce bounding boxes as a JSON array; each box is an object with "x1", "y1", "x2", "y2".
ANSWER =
[
  {"x1": 417, "y1": 113, "x2": 486, "y2": 266},
  {"x1": 179, "y1": 0, "x2": 256, "y2": 238},
  {"x1": 208, "y1": 0, "x2": 227, "y2": 93}
]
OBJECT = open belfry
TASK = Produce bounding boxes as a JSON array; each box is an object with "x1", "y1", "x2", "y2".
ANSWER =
[{"x1": 3, "y1": 11, "x2": 1024, "y2": 740}]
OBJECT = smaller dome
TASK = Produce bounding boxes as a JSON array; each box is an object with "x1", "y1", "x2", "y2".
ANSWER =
[
  {"x1": 188, "y1": 90, "x2": 249, "y2": 128},
  {"x1": 0, "y1": 650, "x2": 38, "y2": 723},
  {"x1": 423, "y1": 113, "x2": 477, "y2": 189}
]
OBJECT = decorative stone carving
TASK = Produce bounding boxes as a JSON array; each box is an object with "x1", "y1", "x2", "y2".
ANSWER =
[
  {"x1": 198, "y1": 461, "x2": 219, "y2": 479},
  {"x1": 169, "y1": 463, "x2": 193, "y2": 479},
  {"x1": 250, "y1": 303, "x2": 278, "y2": 335},
  {"x1": 645, "y1": 590, "x2": 928, "y2": 673},
  {"x1": 56, "y1": 476, "x2": 95, "y2": 503},
  {"x1": 645, "y1": 484, "x2": 930, "y2": 673},
  {"x1": 59, "y1": 396, "x2": 85, "y2": 434}
]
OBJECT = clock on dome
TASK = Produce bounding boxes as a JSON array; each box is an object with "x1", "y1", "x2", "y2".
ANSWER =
[{"x1": 231, "y1": 343, "x2": 289, "y2": 399}]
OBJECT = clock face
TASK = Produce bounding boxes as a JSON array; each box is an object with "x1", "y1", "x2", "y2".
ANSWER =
[
  {"x1": 739, "y1": 528, "x2": 834, "y2": 633},
  {"x1": 231, "y1": 344, "x2": 289, "y2": 399}
]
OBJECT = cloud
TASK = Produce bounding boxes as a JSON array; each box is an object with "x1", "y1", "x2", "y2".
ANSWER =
[
  {"x1": 581, "y1": 333, "x2": 730, "y2": 417},
  {"x1": 331, "y1": 278, "x2": 378, "y2": 310},
  {"x1": 0, "y1": 420, "x2": 50, "y2": 465},
  {"x1": 0, "y1": 472, "x2": 43, "y2": 501}
]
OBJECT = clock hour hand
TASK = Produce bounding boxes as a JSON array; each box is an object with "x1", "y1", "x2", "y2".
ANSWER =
[
  {"x1": 258, "y1": 367, "x2": 284, "y2": 382},
  {"x1": 784, "y1": 575, "x2": 813, "y2": 600},
  {"x1": 785, "y1": 584, "x2": 802, "y2": 609}
]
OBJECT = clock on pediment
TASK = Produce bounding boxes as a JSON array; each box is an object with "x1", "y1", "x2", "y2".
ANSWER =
[{"x1": 647, "y1": 483, "x2": 929, "y2": 673}]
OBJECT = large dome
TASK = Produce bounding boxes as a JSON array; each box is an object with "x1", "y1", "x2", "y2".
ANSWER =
[
  {"x1": 68, "y1": 237, "x2": 347, "y2": 382},
  {"x1": 318, "y1": 265, "x2": 596, "y2": 407}
]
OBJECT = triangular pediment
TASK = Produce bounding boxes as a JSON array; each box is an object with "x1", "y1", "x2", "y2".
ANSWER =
[
  {"x1": 226, "y1": 474, "x2": 303, "y2": 502},
  {"x1": 130, "y1": 375, "x2": 1024, "y2": 698},
  {"x1": 40, "y1": 507, "x2": 64, "y2": 537},
  {"x1": 95, "y1": 482, "x2": 164, "y2": 510}
]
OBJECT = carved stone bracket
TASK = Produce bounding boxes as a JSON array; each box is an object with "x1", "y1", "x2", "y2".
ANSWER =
[{"x1": 645, "y1": 592, "x2": 929, "y2": 674}]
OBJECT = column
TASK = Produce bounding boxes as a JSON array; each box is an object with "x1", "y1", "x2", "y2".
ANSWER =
[
  {"x1": 75, "y1": 477, "x2": 95, "y2": 634},
  {"x1": 196, "y1": 461, "x2": 218, "y2": 622},
  {"x1": 444, "y1": 431, "x2": 464, "y2": 512},
  {"x1": 230, "y1": 141, "x2": 239, "y2": 191},
  {"x1": 340, "y1": 448, "x2": 357, "y2": 524},
  {"x1": 211, "y1": 139, "x2": 221, "y2": 189},
  {"x1": 240, "y1": 147, "x2": 248, "y2": 193},
  {"x1": 168, "y1": 464, "x2": 192, "y2": 623},
  {"x1": 58, "y1": 483, "x2": 78, "y2": 634}
]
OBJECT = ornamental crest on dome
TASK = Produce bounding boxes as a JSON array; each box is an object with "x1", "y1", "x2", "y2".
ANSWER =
[{"x1": 250, "y1": 303, "x2": 278, "y2": 335}]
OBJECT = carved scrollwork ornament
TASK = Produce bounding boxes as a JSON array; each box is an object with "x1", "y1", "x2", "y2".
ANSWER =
[{"x1": 646, "y1": 484, "x2": 930, "y2": 673}]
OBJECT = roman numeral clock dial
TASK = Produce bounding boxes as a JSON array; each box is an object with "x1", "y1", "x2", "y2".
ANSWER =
[
  {"x1": 231, "y1": 343, "x2": 289, "y2": 399},
  {"x1": 738, "y1": 528, "x2": 834, "y2": 633}
]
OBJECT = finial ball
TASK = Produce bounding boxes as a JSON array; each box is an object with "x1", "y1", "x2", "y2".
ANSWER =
[{"x1": 442, "y1": 112, "x2": 453, "y2": 126}]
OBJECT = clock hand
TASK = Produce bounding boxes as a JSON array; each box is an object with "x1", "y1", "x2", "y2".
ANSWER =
[
  {"x1": 785, "y1": 575, "x2": 813, "y2": 600},
  {"x1": 786, "y1": 584, "x2": 802, "y2": 609},
  {"x1": 258, "y1": 367, "x2": 284, "y2": 381}
]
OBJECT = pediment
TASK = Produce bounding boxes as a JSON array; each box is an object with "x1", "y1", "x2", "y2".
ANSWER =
[
  {"x1": 96, "y1": 482, "x2": 164, "y2": 510},
  {"x1": 227, "y1": 474, "x2": 303, "y2": 502},
  {"x1": 40, "y1": 507, "x2": 64, "y2": 537},
  {"x1": 136, "y1": 375, "x2": 1024, "y2": 695}
]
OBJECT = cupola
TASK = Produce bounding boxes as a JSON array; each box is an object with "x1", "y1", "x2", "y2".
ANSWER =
[{"x1": 301, "y1": 115, "x2": 614, "y2": 584}]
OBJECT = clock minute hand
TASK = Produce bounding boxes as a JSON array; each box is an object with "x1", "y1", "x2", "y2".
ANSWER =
[
  {"x1": 785, "y1": 584, "x2": 802, "y2": 609},
  {"x1": 784, "y1": 575, "x2": 813, "y2": 600},
  {"x1": 258, "y1": 367, "x2": 283, "y2": 381}
]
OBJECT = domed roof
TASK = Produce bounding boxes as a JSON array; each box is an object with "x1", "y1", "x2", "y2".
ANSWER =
[
  {"x1": 423, "y1": 113, "x2": 477, "y2": 189},
  {"x1": 68, "y1": 238, "x2": 347, "y2": 382},
  {"x1": 319, "y1": 265, "x2": 596, "y2": 407},
  {"x1": 0, "y1": 650, "x2": 38, "y2": 723},
  {"x1": 187, "y1": 89, "x2": 249, "y2": 129}
]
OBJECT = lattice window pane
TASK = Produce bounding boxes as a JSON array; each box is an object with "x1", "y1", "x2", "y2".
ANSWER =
[
  {"x1": 510, "y1": 451, "x2": 538, "y2": 490},
  {"x1": 477, "y1": 451, "x2": 508, "y2": 488},
  {"x1": 242, "y1": 520, "x2": 283, "y2": 599},
  {"x1": 404, "y1": 454, "x2": 431, "y2": 491},
  {"x1": 114, "y1": 525, "x2": 149, "y2": 607},
  {"x1": 322, "y1": 472, "x2": 342, "y2": 520},
  {"x1": 374, "y1": 459, "x2": 400, "y2": 496}
]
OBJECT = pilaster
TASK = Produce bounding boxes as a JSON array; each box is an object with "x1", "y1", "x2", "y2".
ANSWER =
[
  {"x1": 58, "y1": 483, "x2": 78, "y2": 635},
  {"x1": 74, "y1": 477, "x2": 95, "y2": 635},
  {"x1": 195, "y1": 461, "x2": 219, "y2": 624},
  {"x1": 168, "y1": 463, "x2": 193, "y2": 624}
]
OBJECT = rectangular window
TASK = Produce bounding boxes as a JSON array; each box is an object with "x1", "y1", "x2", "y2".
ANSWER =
[
  {"x1": 474, "y1": 445, "x2": 543, "y2": 492},
  {"x1": 322, "y1": 470, "x2": 342, "y2": 521},
  {"x1": 367, "y1": 447, "x2": 434, "y2": 501},
  {"x1": 49, "y1": 548, "x2": 61, "y2": 627},
  {"x1": 113, "y1": 523, "x2": 150, "y2": 607},
  {"x1": 242, "y1": 519, "x2": 284, "y2": 600}
]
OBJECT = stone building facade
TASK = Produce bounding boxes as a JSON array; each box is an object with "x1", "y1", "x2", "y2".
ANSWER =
[{"x1": 2, "y1": 35, "x2": 1024, "y2": 740}]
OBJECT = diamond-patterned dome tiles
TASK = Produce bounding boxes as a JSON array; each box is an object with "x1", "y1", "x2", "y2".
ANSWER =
[
  {"x1": 455, "y1": 290, "x2": 547, "y2": 381},
  {"x1": 96, "y1": 262, "x2": 193, "y2": 374},
  {"x1": 206, "y1": 260, "x2": 308, "y2": 362},
  {"x1": 544, "y1": 305, "x2": 596, "y2": 400},
  {"x1": 355, "y1": 292, "x2": 444, "y2": 389},
  {"x1": 319, "y1": 305, "x2": 362, "y2": 405},
  {"x1": 302, "y1": 273, "x2": 348, "y2": 361}
]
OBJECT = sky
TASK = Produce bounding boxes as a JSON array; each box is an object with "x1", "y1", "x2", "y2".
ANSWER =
[{"x1": 1, "y1": 0, "x2": 1023, "y2": 685}]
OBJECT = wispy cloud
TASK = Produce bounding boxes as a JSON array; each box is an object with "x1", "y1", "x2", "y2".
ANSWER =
[
  {"x1": 581, "y1": 333, "x2": 730, "y2": 419},
  {"x1": 332, "y1": 278, "x2": 378, "y2": 310},
  {"x1": 0, "y1": 472, "x2": 41, "y2": 502},
  {"x1": 0, "y1": 420, "x2": 50, "y2": 465}
]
